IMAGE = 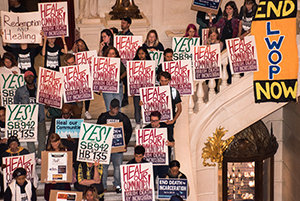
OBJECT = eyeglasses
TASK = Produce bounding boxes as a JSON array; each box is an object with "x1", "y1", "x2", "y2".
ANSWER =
[{"x1": 150, "y1": 119, "x2": 159, "y2": 123}]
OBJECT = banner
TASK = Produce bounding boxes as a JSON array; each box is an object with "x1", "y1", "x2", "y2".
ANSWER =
[
  {"x1": 77, "y1": 122, "x2": 113, "y2": 164},
  {"x1": 60, "y1": 64, "x2": 94, "y2": 103},
  {"x1": 114, "y1": 35, "x2": 142, "y2": 67},
  {"x1": 201, "y1": 28, "x2": 221, "y2": 46},
  {"x1": 162, "y1": 60, "x2": 193, "y2": 95},
  {"x1": 193, "y1": 44, "x2": 221, "y2": 80},
  {"x1": 2, "y1": 153, "x2": 36, "y2": 190},
  {"x1": 226, "y1": 36, "x2": 259, "y2": 74},
  {"x1": 121, "y1": 163, "x2": 155, "y2": 201},
  {"x1": 136, "y1": 128, "x2": 168, "y2": 165},
  {"x1": 74, "y1": 50, "x2": 97, "y2": 71},
  {"x1": 172, "y1": 37, "x2": 200, "y2": 61},
  {"x1": 5, "y1": 104, "x2": 38, "y2": 142},
  {"x1": 1, "y1": 11, "x2": 42, "y2": 44},
  {"x1": 38, "y1": 2, "x2": 69, "y2": 37},
  {"x1": 0, "y1": 74, "x2": 25, "y2": 106},
  {"x1": 252, "y1": 0, "x2": 298, "y2": 102},
  {"x1": 92, "y1": 56, "x2": 120, "y2": 93},
  {"x1": 140, "y1": 86, "x2": 173, "y2": 124},
  {"x1": 37, "y1": 67, "x2": 64, "y2": 108},
  {"x1": 127, "y1": 60, "x2": 156, "y2": 96},
  {"x1": 158, "y1": 178, "x2": 188, "y2": 200},
  {"x1": 55, "y1": 119, "x2": 84, "y2": 138}
]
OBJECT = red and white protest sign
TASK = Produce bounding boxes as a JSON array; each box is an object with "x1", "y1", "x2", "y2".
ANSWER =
[
  {"x1": 1, "y1": 11, "x2": 42, "y2": 44},
  {"x1": 226, "y1": 36, "x2": 259, "y2": 74},
  {"x1": 60, "y1": 64, "x2": 94, "y2": 103},
  {"x1": 74, "y1": 50, "x2": 97, "y2": 71},
  {"x1": 2, "y1": 153, "x2": 37, "y2": 189},
  {"x1": 162, "y1": 60, "x2": 193, "y2": 95},
  {"x1": 140, "y1": 86, "x2": 173, "y2": 124},
  {"x1": 136, "y1": 128, "x2": 169, "y2": 165},
  {"x1": 37, "y1": 67, "x2": 64, "y2": 109},
  {"x1": 38, "y1": 2, "x2": 69, "y2": 37},
  {"x1": 202, "y1": 28, "x2": 221, "y2": 46},
  {"x1": 92, "y1": 56, "x2": 120, "y2": 93},
  {"x1": 121, "y1": 163, "x2": 155, "y2": 201},
  {"x1": 114, "y1": 36, "x2": 142, "y2": 67},
  {"x1": 193, "y1": 44, "x2": 221, "y2": 80},
  {"x1": 127, "y1": 60, "x2": 156, "y2": 96}
]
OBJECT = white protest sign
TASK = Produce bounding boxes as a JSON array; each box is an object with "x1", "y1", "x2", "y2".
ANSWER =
[{"x1": 0, "y1": 74, "x2": 25, "y2": 106}]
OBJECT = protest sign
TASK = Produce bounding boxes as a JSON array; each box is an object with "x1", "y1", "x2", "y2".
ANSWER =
[
  {"x1": 2, "y1": 153, "x2": 36, "y2": 190},
  {"x1": 37, "y1": 67, "x2": 64, "y2": 109},
  {"x1": 103, "y1": 122, "x2": 126, "y2": 153},
  {"x1": 49, "y1": 190, "x2": 82, "y2": 201},
  {"x1": 226, "y1": 36, "x2": 259, "y2": 74},
  {"x1": 92, "y1": 56, "x2": 120, "y2": 93},
  {"x1": 162, "y1": 60, "x2": 193, "y2": 95},
  {"x1": 5, "y1": 104, "x2": 38, "y2": 142},
  {"x1": 77, "y1": 122, "x2": 114, "y2": 164},
  {"x1": 0, "y1": 73, "x2": 25, "y2": 106},
  {"x1": 74, "y1": 50, "x2": 97, "y2": 71},
  {"x1": 1, "y1": 11, "x2": 42, "y2": 44},
  {"x1": 60, "y1": 64, "x2": 94, "y2": 103},
  {"x1": 136, "y1": 128, "x2": 168, "y2": 165},
  {"x1": 114, "y1": 35, "x2": 142, "y2": 67},
  {"x1": 193, "y1": 44, "x2": 221, "y2": 80},
  {"x1": 38, "y1": 2, "x2": 69, "y2": 37},
  {"x1": 41, "y1": 151, "x2": 73, "y2": 183},
  {"x1": 149, "y1": 51, "x2": 163, "y2": 70},
  {"x1": 172, "y1": 37, "x2": 200, "y2": 61},
  {"x1": 127, "y1": 60, "x2": 156, "y2": 96},
  {"x1": 55, "y1": 119, "x2": 84, "y2": 138},
  {"x1": 140, "y1": 86, "x2": 173, "y2": 124},
  {"x1": 202, "y1": 28, "x2": 221, "y2": 46},
  {"x1": 158, "y1": 178, "x2": 188, "y2": 200},
  {"x1": 191, "y1": 0, "x2": 222, "y2": 15},
  {"x1": 121, "y1": 163, "x2": 155, "y2": 201}
]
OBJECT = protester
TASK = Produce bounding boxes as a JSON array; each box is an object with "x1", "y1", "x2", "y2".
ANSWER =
[
  {"x1": 74, "y1": 160, "x2": 104, "y2": 201},
  {"x1": 101, "y1": 47, "x2": 126, "y2": 111},
  {"x1": 196, "y1": 9, "x2": 222, "y2": 39},
  {"x1": 156, "y1": 48, "x2": 173, "y2": 81},
  {"x1": 183, "y1": 24, "x2": 200, "y2": 39},
  {"x1": 4, "y1": 168, "x2": 36, "y2": 201},
  {"x1": 165, "y1": 160, "x2": 187, "y2": 179},
  {"x1": 44, "y1": 133, "x2": 71, "y2": 201},
  {"x1": 83, "y1": 186, "x2": 99, "y2": 201},
  {"x1": 142, "y1": 30, "x2": 164, "y2": 51},
  {"x1": 96, "y1": 99, "x2": 132, "y2": 193},
  {"x1": 1, "y1": 136, "x2": 29, "y2": 159},
  {"x1": 238, "y1": 0, "x2": 258, "y2": 39},
  {"x1": 14, "y1": 70, "x2": 47, "y2": 163},
  {"x1": 98, "y1": 29, "x2": 113, "y2": 56},
  {"x1": 0, "y1": 52, "x2": 20, "y2": 74},
  {"x1": 127, "y1": 145, "x2": 148, "y2": 164}
]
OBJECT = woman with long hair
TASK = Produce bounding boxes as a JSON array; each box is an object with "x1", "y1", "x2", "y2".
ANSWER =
[
  {"x1": 142, "y1": 29, "x2": 164, "y2": 51},
  {"x1": 98, "y1": 29, "x2": 114, "y2": 56}
]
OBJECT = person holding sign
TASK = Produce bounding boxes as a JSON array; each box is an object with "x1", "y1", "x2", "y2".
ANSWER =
[
  {"x1": 165, "y1": 160, "x2": 187, "y2": 179},
  {"x1": 44, "y1": 133, "x2": 71, "y2": 201},
  {"x1": 74, "y1": 161, "x2": 104, "y2": 201},
  {"x1": 14, "y1": 71, "x2": 47, "y2": 162},
  {"x1": 98, "y1": 29, "x2": 113, "y2": 56},
  {"x1": 196, "y1": 9, "x2": 222, "y2": 39},
  {"x1": 238, "y1": 0, "x2": 258, "y2": 40},
  {"x1": 183, "y1": 24, "x2": 200, "y2": 39},
  {"x1": 156, "y1": 48, "x2": 173, "y2": 81},
  {"x1": 96, "y1": 98, "x2": 132, "y2": 193},
  {"x1": 0, "y1": 52, "x2": 20, "y2": 74},
  {"x1": 142, "y1": 30, "x2": 164, "y2": 51},
  {"x1": 1, "y1": 136, "x2": 29, "y2": 160},
  {"x1": 4, "y1": 168, "x2": 36, "y2": 201}
]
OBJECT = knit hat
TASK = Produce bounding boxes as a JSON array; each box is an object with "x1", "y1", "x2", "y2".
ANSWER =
[
  {"x1": 7, "y1": 136, "x2": 20, "y2": 146},
  {"x1": 24, "y1": 70, "x2": 34, "y2": 78},
  {"x1": 13, "y1": 168, "x2": 27, "y2": 178}
]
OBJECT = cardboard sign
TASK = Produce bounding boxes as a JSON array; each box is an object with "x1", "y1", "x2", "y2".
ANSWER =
[
  {"x1": 74, "y1": 50, "x2": 97, "y2": 71},
  {"x1": 149, "y1": 51, "x2": 163, "y2": 70},
  {"x1": 191, "y1": 0, "x2": 222, "y2": 15},
  {"x1": 140, "y1": 86, "x2": 173, "y2": 124},
  {"x1": 2, "y1": 153, "x2": 36, "y2": 190},
  {"x1": 92, "y1": 56, "x2": 120, "y2": 93},
  {"x1": 37, "y1": 67, "x2": 64, "y2": 109},
  {"x1": 1, "y1": 11, "x2": 42, "y2": 44},
  {"x1": 162, "y1": 60, "x2": 193, "y2": 95},
  {"x1": 172, "y1": 37, "x2": 200, "y2": 61},
  {"x1": 226, "y1": 36, "x2": 259, "y2": 74},
  {"x1": 38, "y1": 2, "x2": 69, "y2": 37},
  {"x1": 121, "y1": 163, "x2": 155, "y2": 201},
  {"x1": 114, "y1": 35, "x2": 143, "y2": 67},
  {"x1": 127, "y1": 60, "x2": 156, "y2": 96},
  {"x1": 5, "y1": 104, "x2": 38, "y2": 142},
  {"x1": 55, "y1": 119, "x2": 84, "y2": 138},
  {"x1": 158, "y1": 178, "x2": 188, "y2": 200},
  {"x1": 103, "y1": 122, "x2": 126, "y2": 153},
  {"x1": 41, "y1": 151, "x2": 73, "y2": 183},
  {"x1": 0, "y1": 73, "x2": 25, "y2": 106},
  {"x1": 49, "y1": 190, "x2": 82, "y2": 201},
  {"x1": 193, "y1": 44, "x2": 221, "y2": 80},
  {"x1": 77, "y1": 122, "x2": 114, "y2": 164},
  {"x1": 202, "y1": 28, "x2": 221, "y2": 45},
  {"x1": 60, "y1": 64, "x2": 94, "y2": 103},
  {"x1": 136, "y1": 128, "x2": 169, "y2": 165}
]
